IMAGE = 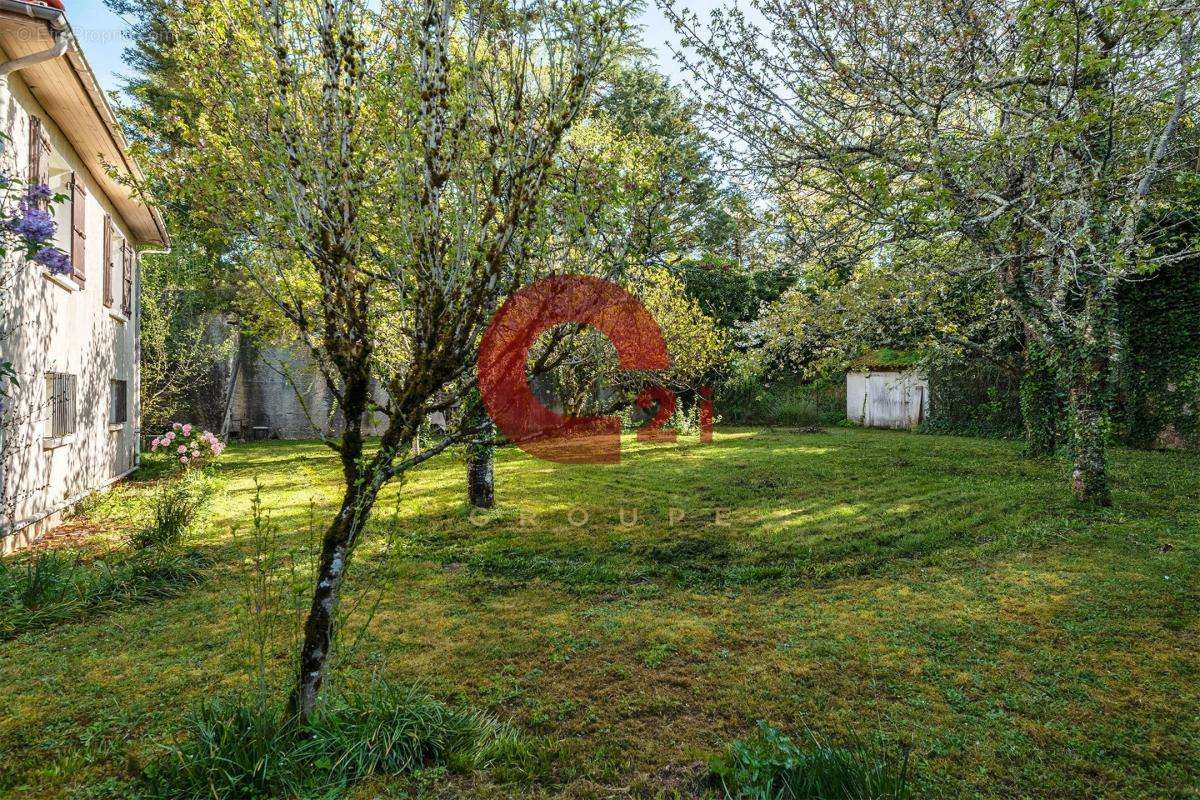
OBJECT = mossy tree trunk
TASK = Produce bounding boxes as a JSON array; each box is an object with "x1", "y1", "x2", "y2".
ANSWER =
[
  {"x1": 288, "y1": 477, "x2": 378, "y2": 720},
  {"x1": 286, "y1": 371, "x2": 394, "y2": 723},
  {"x1": 1068, "y1": 380, "x2": 1111, "y2": 506}
]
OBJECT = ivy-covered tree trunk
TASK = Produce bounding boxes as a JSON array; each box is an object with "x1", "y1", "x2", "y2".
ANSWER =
[
  {"x1": 1066, "y1": 295, "x2": 1115, "y2": 506},
  {"x1": 1068, "y1": 381, "x2": 1111, "y2": 506},
  {"x1": 1020, "y1": 339, "x2": 1060, "y2": 457},
  {"x1": 466, "y1": 416, "x2": 495, "y2": 509}
]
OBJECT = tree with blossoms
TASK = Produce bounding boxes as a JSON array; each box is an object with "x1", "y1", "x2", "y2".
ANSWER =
[
  {"x1": 664, "y1": 0, "x2": 1198, "y2": 505},
  {"x1": 139, "y1": 0, "x2": 629, "y2": 723}
]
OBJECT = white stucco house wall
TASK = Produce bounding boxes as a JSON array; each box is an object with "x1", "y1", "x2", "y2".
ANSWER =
[
  {"x1": 0, "y1": 0, "x2": 168, "y2": 551},
  {"x1": 846, "y1": 352, "x2": 929, "y2": 430}
]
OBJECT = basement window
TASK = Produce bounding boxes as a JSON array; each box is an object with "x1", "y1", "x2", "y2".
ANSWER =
[
  {"x1": 45, "y1": 372, "x2": 77, "y2": 439},
  {"x1": 109, "y1": 379, "x2": 128, "y2": 426}
]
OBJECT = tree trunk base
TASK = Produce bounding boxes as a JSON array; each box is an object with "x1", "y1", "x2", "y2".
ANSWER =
[
  {"x1": 467, "y1": 449, "x2": 494, "y2": 509},
  {"x1": 1071, "y1": 465, "x2": 1112, "y2": 506}
]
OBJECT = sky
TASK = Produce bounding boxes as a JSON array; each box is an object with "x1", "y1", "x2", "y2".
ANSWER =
[
  {"x1": 60, "y1": 1, "x2": 131, "y2": 95},
  {"x1": 65, "y1": 0, "x2": 727, "y2": 97}
]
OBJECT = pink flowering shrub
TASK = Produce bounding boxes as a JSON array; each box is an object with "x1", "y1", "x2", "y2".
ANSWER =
[{"x1": 150, "y1": 422, "x2": 226, "y2": 468}]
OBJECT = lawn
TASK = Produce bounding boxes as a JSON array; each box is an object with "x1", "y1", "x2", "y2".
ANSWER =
[{"x1": 2, "y1": 427, "x2": 1198, "y2": 799}]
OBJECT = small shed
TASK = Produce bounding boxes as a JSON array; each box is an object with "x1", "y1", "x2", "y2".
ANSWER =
[{"x1": 846, "y1": 350, "x2": 929, "y2": 429}]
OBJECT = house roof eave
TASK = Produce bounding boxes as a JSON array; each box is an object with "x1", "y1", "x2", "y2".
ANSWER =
[{"x1": 0, "y1": 1, "x2": 170, "y2": 248}]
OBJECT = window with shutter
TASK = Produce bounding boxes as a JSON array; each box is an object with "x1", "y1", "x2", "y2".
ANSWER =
[
  {"x1": 122, "y1": 244, "x2": 133, "y2": 315},
  {"x1": 70, "y1": 173, "x2": 86, "y2": 283},
  {"x1": 102, "y1": 215, "x2": 113, "y2": 307}
]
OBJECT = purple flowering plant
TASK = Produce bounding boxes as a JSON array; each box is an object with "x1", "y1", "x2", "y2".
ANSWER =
[
  {"x1": 7, "y1": 182, "x2": 69, "y2": 276},
  {"x1": 11, "y1": 205, "x2": 56, "y2": 244},
  {"x1": 1, "y1": 131, "x2": 68, "y2": 399},
  {"x1": 5, "y1": 185, "x2": 63, "y2": 255},
  {"x1": 32, "y1": 246, "x2": 71, "y2": 275}
]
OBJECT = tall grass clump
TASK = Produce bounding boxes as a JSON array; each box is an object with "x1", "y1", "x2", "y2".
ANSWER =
[
  {"x1": 717, "y1": 371, "x2": 768, "y2": 424},
  {"x1": 711, "y1": 723, "x2": 912, "y2": 800},
  {"x1": 143, "y1": 683, "x2": 541, "y2": 799},
  {"x1": 769, "y1": 395, "x2": 822, "y2": 429},
  {"x1": 0, "y1": 547, "x2": 210, "y2": 639},
  {"x1": 308, "y1": 682, "x2": 536, "y2": 777},
  {"x1": 0, "y1": 549, "x2": 80, "y2": 612},
  {"x1": 132, "y1": 471, "x2": 214, "y2": 549},
  {"x1": 717, "y1": 370, "x2": 847, "y2": 428},
  {"x1": 142, "y1": 485, "x2": 541, "y2": 799}
]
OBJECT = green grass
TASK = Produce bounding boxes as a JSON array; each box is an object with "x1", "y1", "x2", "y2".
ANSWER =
[
  {"x1": 143, "y1": 682, "x2": 539, "y2": 799},
  {"x1": 711, "y1": 722, "x2": 912, "y2": 799},
  {"x1": 1, "y1": 427, "x2": 1198, "y2": 799},
  {"x1": 0, "y1": 546, "x2": 211, "y2": 640}
]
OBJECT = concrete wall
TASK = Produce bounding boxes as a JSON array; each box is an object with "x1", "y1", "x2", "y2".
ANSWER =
[
  {"x1": 846, "y1": 370, "x2": 928, "y2": 429},
  {"x1": 227, "y1": 343, "x2": 387, "y2": 440},
  {"x1": 0, "y1": 72, "x2": 140, "y2": 546}
]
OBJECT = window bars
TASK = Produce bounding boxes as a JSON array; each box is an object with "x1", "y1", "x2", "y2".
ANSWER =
[{"x1": 45, "y1": 372, "x2": 77, "y2": 438}]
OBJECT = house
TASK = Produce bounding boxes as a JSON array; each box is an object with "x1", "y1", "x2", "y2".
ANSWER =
[
  {"x1": 846, "y1": 350, "x2": 929, "y2": 429},
  {"x1": 0, "y1": 0, "x2": 169, "y2": 551}
]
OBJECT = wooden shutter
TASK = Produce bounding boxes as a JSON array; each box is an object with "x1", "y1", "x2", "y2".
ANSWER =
[
  {"x1": 109, "y1": 379, "x2": 128, "y2": 425},
  {"x1": 27, "y1": 117, "x2": 51, "y2": 206},
  {"x1": 122, "y1": 244, "x2": 133, "y2": 315},
  {"x1": 66, "y1": 374, "x2": 78, "y2": 435},
  {"x1": 70, "y1": 173, "x2": 86, "y2": 283},
  {"x1": 102, "y1": 215, "x2": 113, "y2": 307},
  {"x1": 38, "y1": 132, "x2": 50, "y2": 190},
  {"x1": 27, "y1": 116, "x2": 41, "y2": 185}
]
